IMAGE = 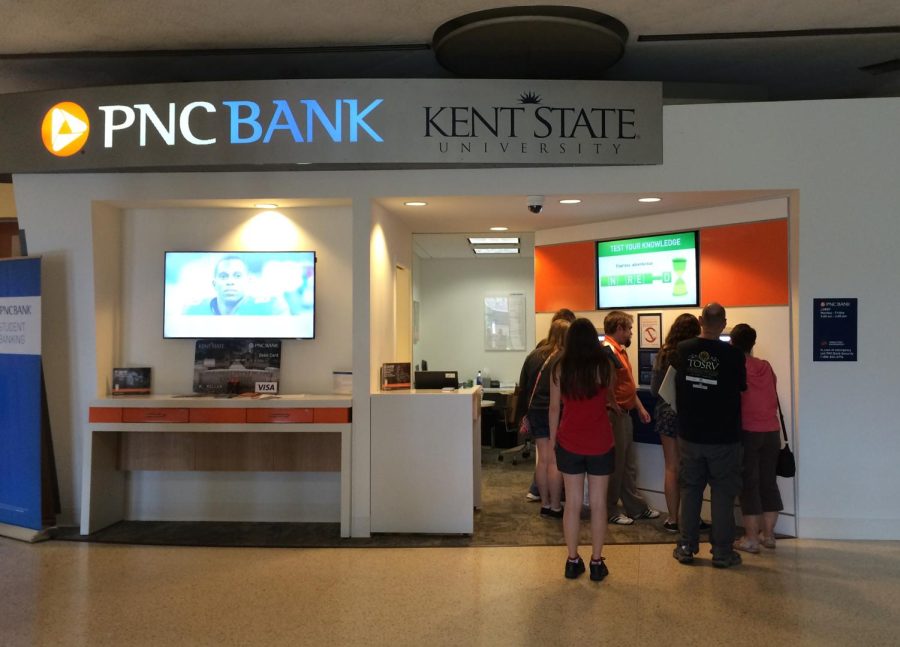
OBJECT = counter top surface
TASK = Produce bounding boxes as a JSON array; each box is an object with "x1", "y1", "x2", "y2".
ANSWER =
[
  {"x1": 372, "y1": 387, "x2": 482, "y2": 397},
  {"x1": 93, "y1": 394, "x2": 352, "y2": 408}
]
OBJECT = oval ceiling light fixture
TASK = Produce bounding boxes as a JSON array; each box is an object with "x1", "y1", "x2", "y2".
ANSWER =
[
  {"x1": 404, "y1": 201, "x2": 428, "y2": 207},
  {"x1": 559, "y1": 199, "x2": 582, "y2": 204},
  {"x1": 490, "y1": 226, "x2": 509, "y2": 231},
  {"x1": 254, "y1": 203, "x2": 279, "y2": 209},
  {"x1": 433, "y1": 7, "x2": 628, "y2": 79},
  {"x1": 638, "y1": 197, "x2": 662, "y2": 203}
]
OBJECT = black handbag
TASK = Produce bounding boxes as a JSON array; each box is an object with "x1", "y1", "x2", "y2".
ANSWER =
[{"x1": 775, "y1": 398, "x2": 796, "y2": 478}]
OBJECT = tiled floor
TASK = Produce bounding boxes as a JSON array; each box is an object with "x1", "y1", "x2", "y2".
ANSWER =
[
  {"x1": 54, "y1": 450, "x2": 682, "y2": 549},
  {"x1": 2, "y1": 536, "x2": 898, "y2": 646}
]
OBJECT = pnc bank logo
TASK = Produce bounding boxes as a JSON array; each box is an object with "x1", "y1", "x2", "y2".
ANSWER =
[{"x1": 41, "y1": 102, "x2": 90, "y2": 156}]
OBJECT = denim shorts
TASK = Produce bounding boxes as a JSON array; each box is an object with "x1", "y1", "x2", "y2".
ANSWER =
[
  {"x1": 555, "y1": 443, "x2": 615, "y2": 476},
  {"x1": 527, "y1": 409, "x2": 550, "y2": 439}
]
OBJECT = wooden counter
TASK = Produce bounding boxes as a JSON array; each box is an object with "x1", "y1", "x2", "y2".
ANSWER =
[{"x1": 82, "y1": 395, "x2": 352, "y2": 537}]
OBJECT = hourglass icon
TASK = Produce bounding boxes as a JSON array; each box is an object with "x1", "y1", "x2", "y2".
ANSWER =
[{"x1": 672, "y1": 257, "x2": 688, "y2": 297}]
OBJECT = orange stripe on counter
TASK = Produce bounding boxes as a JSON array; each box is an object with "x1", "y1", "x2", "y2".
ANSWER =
[
  {"x1": 313, "y1": 408, "x2": 351, "y2": 423},
  {"x1": 89, "y1": 407, "x2": 123, "y2": 423},
  {"x1": 189, "y1": 408, "x2": 247, "y2": 424},
  {"x1": 246, "y1": 408, "x2": 314, "y2": 424},
  {"x1": 90, "y1": 407, "x2": 351, "y2": 424},
  {"x1": 122, "y1": 408, "x2": 190, "y2": 423}
]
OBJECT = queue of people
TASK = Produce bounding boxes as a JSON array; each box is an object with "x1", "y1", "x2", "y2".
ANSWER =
[{"x1": 514, "y1": 303, "x2": 785, "y2": 579}]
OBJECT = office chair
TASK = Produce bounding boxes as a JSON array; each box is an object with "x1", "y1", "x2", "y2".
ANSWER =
[{"x1": 498, "y1": 387, "x2": 532, "y2": 465}]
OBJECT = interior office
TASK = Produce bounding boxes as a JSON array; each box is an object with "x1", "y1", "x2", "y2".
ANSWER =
[
  {"x1": 7, "y1": 95, "x2": 900, "y2": 541},
  {"x1": 413, "y1": 198, "x2": 795, "y2": 534}
]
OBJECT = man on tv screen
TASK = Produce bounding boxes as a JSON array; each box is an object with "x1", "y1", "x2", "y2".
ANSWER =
[{"x1": 183, "y1": 255, "x2": 288, "y2": 316}]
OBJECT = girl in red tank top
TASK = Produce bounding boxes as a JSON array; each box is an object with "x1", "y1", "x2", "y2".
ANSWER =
[
  {"x1": 549, "y1": 318, "x2": 619, "y2": 581},
  {"x1": 558, "y1": 387, "x2": 614, "y2": 455}
]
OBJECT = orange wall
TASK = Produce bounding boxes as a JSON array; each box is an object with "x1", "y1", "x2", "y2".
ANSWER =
[
  {"x1": 534, "y1": 241, "x2": 596, "y2": 312},
  {"x1": 535, "y1": 219, "x2": 788, "y2": 312},
  {"x1": 699, "y1": 219, "x2": 789, "y2": 306}
]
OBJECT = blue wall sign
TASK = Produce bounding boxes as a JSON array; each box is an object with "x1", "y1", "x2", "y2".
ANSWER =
[{"x1": 813, "y1": 298, "x2": 857, "y2": 362}]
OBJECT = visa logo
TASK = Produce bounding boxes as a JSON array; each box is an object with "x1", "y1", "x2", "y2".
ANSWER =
[
  {"x1": 98, "y1": 99, "x2": 384, "y2": 148},
  {"x1": 255, "y1": 382, "x2": 279, "y2": 393}
]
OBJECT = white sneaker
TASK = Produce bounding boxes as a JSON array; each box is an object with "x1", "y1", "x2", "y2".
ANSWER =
[
  {"x1": 608, "y1": 513, "x2": 634, "y2": 525},
  {"x1": 525, "y1": 492, "x2": 540, "y2": 502},
  {"x1": 634, "y1": 508, "x2": 661, "y2": 520}
]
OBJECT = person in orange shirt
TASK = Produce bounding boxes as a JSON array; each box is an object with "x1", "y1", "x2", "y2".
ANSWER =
[{"x1": 602, "y1": 311, "x2": 660, "y2": 525}]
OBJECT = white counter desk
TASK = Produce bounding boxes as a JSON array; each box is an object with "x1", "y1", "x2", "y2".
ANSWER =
[
  {"x1": 83, "y1": 394, "x2": 352, "y2": 536},
  {"x1": 370, "y1": 387, "x2": 481, "y2": 534}
]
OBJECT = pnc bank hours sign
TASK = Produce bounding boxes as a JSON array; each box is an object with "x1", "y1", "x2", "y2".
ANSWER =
[{"x1": 0, "y1": 79, "x2": 662, "y2": 172}]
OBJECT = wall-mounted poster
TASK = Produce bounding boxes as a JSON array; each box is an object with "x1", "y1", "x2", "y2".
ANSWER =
[
  {"x1": 814, "y1": 298, "x2": 857, "y2": 362},
  {"x1": 484, "y1": 294, "x2": 526, "y2": 351},
  {"x1": 638, "y1": 313, "x2": 662, "y2": 350},
  {"x1": 637, "y1": 313, "x2": 662, "y2": 387}
]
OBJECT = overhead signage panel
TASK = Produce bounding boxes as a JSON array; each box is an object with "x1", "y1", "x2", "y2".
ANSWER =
[{"x1": 0, "y1": 79, "x2": 662, "y2": 172}]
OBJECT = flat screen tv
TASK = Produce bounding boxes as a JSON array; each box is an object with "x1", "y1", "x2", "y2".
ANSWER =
[
  {"x1": 163, "y1": 251, "x2": 316, "y2": 339},
  {"x1": 596, "y1": 231, "x2": 699, "y2": 309}
]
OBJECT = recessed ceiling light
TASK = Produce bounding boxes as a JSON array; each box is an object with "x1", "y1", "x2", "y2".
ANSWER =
[
  {"x1": 490, "y1": 226, "x2": 509, "y2": 231},
  {"x1": 559, "y1": 199, "x2": 582, "y2": 204},
  {"x1": 404, "y1": 201, "x2": 428, "y2": 207},
  {"x1": 638, "y1": 197, "x2": 662, "y2": 203},
  {"x1": 254, "y1": 203, "x2": 278, "y2": 209},
  {"x1": 468, "y1": 237, "x2": 519, "y2": 244},
  {"x1": 473, "y1": 247, "x2": 519, "y2": 254}
]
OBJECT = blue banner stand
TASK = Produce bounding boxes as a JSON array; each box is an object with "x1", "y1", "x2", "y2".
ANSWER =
[{"x1": 0, "y1": 256, "x2": 57, "y2": 542}]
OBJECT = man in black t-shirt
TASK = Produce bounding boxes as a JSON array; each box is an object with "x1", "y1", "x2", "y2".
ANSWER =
[{"x1": 672, "y1": 302, "x2": 747, "y2": 568}]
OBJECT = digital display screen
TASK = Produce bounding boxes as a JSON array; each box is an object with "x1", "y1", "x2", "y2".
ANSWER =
[
  {"x1": 596, "y1": 231, "x2": 699, "y2": 309},
  {"x1": 163, "y1": 251, "x2": 315, "y2": 339}
]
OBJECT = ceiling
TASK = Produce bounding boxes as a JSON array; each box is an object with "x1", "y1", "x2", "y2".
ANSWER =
[
  {"x1": 1, "y1": 1, "x2": 898, "y2": 101},
  {"x1": 378, "y1": 190, "x2": 788, "y2": 233},
  {"x1": 386, "y1": 189, "x2": 789, "y2": 257}
]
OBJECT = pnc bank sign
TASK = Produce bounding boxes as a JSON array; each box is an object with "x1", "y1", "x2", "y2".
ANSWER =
[
  {"x1": 4, "y1": 79, "x2": 662, "y2": 171},
  {"x1": 41, "y1": 97, "x2": 385, "y2": 156}
]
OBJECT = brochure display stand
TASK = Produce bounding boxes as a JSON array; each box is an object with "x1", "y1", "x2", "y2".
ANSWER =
[{"x1": 0, "y1": 257, "x2": 59, "y2": 541}]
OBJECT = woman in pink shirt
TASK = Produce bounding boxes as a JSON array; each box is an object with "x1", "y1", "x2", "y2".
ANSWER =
[{"x1": 731, "y1": 323, "x2": 783, "y2": 553}]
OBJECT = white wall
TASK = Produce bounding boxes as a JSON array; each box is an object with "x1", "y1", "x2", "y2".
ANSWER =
[
  {"x1": 414, "y1": 256, "x2": 535, "y2": 386},
  {"x1": 370, "y1": 203, "x2": 413, "y2": 390},
  {"x1": 13, "y1": 96, "x2": 900, "y2": 538}
]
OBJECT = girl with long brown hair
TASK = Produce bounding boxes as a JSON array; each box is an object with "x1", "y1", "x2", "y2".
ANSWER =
[
  {"x1": 549, "y1": 318, "x2": 618, "y2": 581},
  {"x1": 650, "y1": 313, "x2": 701, "y2": 532}
]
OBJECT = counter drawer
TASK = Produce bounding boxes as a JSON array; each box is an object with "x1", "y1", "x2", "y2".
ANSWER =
[
  {"x1": 189, "y1": 408, "x2": 247, "y2": 424},
  {"x1": 89, "y1": 407, "x2": 123, "y2": 423},
  {"x1": 246, "y1": 408, "x2": 314, "y2": 423},
  {"x1": 313, "y1": 408, "x2": 351, "y2": 423},
  {"x1": 122, "y1": 408, "x2": 191, "y2": 423}
]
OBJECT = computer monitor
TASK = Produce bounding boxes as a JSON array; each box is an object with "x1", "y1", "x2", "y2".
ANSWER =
[{"x1": 414, "y1": 371, "x2": 459, "y2": 389}]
